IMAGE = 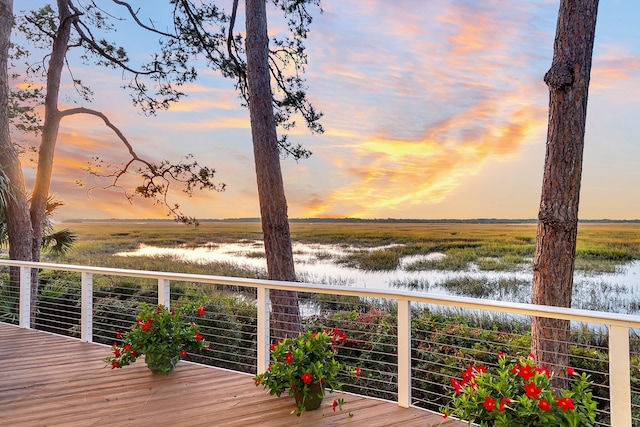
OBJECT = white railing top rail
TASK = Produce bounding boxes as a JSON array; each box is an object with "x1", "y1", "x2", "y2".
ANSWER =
[{"x1": 2, "y1": 259, "x2": 640, "y2": 328}]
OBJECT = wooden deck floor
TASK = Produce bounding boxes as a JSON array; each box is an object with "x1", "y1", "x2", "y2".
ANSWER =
[{"x1": 1, "y1": 323, "x2": 463, "y2": 426}]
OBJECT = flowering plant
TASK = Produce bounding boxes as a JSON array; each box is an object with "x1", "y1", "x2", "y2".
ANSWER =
[
  {"x1": 440, "y1": 353, "x2": 597, "y2": 427},
  {"x1": 104, "y1": 302, "x2": 209, "y2": 375},
  {"x1": 253, "y1": 328, "x2": 360, "y2": 416}
]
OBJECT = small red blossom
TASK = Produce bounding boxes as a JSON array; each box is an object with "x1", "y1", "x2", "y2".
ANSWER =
[
  {"x1": 141, "y1": 320, "x2": 153, "y2": 331},
  {"x1": 113, "y1": 348, "x2": 121, "y2": 357},
  {"x1": 535, "y1": 365, "x2": 550, "y2": 378},
  {"x1": 194, "y1": 332, "x2": 204, "y2": 341},
  {"x1": 115, "y1": 332, "x2": 122, "y2": 339},
  {"x1": 482, "y1": 396, "x2": 496, "y2": 411},
  {"x1": 556, "y1": 397, "x2": 575, "y2": 412},
  {"x1": 285, "y1": 351, "x2": 294, "y2": 365},
  {"x1": 254, "y1": 378, "x2": 261, "y2": 386},
  {"x1": 270, "y1": 342, "x2": 278, "y2": 352},
  {"x1": 567, "y1": 367, "x2": 575, "y2": 376},
  {"x1": 461, "y1": 366, "x2": 475, "y2": 385},
  {"x1": 197, "y1": 306, "x2": 205, "y2": 316},
  {"x1": 123, "y1": 344, "x2": 131, "y2": 352},
  {"x1": 517, "y1": 364, "x2": 535, "y2": 381},
  {"x1": 111, "y1": 361, "x2": 119, "y2": 369},
  {"x1": 474, "y1": 365, "x2": 488, "y2": 374},
  {"x1": 523, "y1": 382, "x2": 542, "y2": 399},
  {"x1": 301, "y1": 372, "x2": 313, "y2": 384},
  {"x1": 442, "y1": 412, "x2": 449, "y2": 419},
  {"x1": 332, "y1": 399, "x2": 338, "y2": 411},
  {"x1": 496, "y1": 352, "x2": 506, "y2": 358},
  {"x1": 355, "y1": 366, "x2": 361, "y2": 378},
  {"x1": 527, "y1": 353, "x2": 535, "y2": 360},
  {"x1": 499, "y1": 397, "x2": 510, "y2": 412},
  {"x1": 451, "y1": 378, "x2": 463, "y2": 395},
  {"x1": 539, "y1": 399, "x2": 551, "y2": 412},
  {"x1": 180, "y1": 349, "x2": 187, "y2": 357}
]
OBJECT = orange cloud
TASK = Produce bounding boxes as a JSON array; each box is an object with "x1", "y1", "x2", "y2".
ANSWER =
[{"x1": 305, "y1": 93, "x2": 547, "y2": 218}]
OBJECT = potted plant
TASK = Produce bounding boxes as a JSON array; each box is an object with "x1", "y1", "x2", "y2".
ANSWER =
[
  {"x1": 104, "y1": 301, "x2": 209, "y2": 375},
  {"x1": 253, "y1": 328, "x2": 361, "y2": 416},
  {"x1": 439, "y1": 353, "x2": 597, "y2": 426}
]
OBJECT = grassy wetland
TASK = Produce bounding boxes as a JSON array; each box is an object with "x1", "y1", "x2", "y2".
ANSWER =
[
  {"x1": 48, "y1": 220, "x2": 640, "y2": 313},
  {"x1": 56, "y1": 220, "x2": 640, "y2": 274}
]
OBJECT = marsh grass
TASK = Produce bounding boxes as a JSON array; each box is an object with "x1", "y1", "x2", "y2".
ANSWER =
[{"x1": 55, "y1": 221, "x2": 640, "y2": 276}]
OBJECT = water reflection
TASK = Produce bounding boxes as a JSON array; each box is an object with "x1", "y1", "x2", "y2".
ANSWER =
[{"x1": 115, "y1": 241, "x2": 640, "y2": 314}]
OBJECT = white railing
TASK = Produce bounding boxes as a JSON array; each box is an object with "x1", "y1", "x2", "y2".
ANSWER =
[{"x1": 1, "y1": 259, "x2": 638, "y2": 426}]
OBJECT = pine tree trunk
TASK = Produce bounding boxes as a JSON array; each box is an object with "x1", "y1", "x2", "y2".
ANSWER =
[
  {"x1": 245, "y1": 0, "x2": 301, "y2": 339},
  {"x1": 532, "y1": 0, "x2": 599, "y2": 387}
]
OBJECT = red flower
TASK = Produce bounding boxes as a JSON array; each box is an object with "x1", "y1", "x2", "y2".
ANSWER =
[
  {"x1": 270, "y1": 342, "x2": 278, "y2": 352},
  {"x1": 285, "y1": 352, "x2": 294, "y2": 365},
  {"x1": 517, "y1": 364, "x2": 535, "y2": 381},
  {"x1": 301, "y1": 372, "x2": 313, "y2": 384},
  {"x1": 556, "y1": 397, "x2": 575, "y2": 412},
  {"x1": 194, "y1": 332, "x2": 204, "y2": 341},
  {"x1": 254, "y1": 378, "x2": 261, "y2": 386},
  {"x1": 538, "y1": 399, "x2": 551, "y2": 412},
  {"x1": 567, "y1": 367, "x2": 575, "y2": 376},
  {"x1": 332, "y1": 399, "x2": 338, "y2": 412},
  {"x1": 442, "y1": 413, "x2": 449, "y2": 420},
  {"x1": 461, "y1": 366, "x2": 475, "y2": 385},
  {"x1": 535, "y1": 365, "x2": 550, "y2": 378},
  {"x1": 523, "y1": 382, "x2": 541, "y2": 399},
  {"x1": 141, "y1": 320, "x2": 153, "y2": 331},
  {"x1": 123, "y1": 344, "x2": 131, "y2": 352},
  {"x1": 499, "y1": 397, "x2": 510, "y2": 412},
  {"x1": 114, "y1": 348, "x2": 121, "y2": 357},
  {"x1": 482, "y1": 396, "x2": 496, "y2": 411},
  {"x1": 115, "y1": 332, "x2": 122, "y2": 339},
  {"x1": 111, "y1": 361, "x2": 119, "y2": 369},
  {"x1": 451, "y1": 378, "x2": 463, "y2": 395},
  {"x1": 474, "y1": 365, "x2": 488, "y2": 374},
  {"x1": 180, "y1": 349, "x2": 187, "y2": 357},
  {"x1": 197, "y1": 306, "x2": 205, "y2": 316},
  {"x1": 355, "y1": 366, "x2": 361, "y2": 378}
]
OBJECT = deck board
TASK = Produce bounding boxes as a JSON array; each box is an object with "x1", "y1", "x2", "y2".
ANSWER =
[{"x1": 0, "y1": 323, "x2": 463, "y2": 426}]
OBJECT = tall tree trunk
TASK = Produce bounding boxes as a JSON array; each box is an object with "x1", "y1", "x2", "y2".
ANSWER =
[
  {"x1": 245, "y1": 0, "x2": 301, "y2": 340},
  {"x1": 23, "y1": 0, "x2": 74, "y2": 325},
  {"x1": 0, "y1": 0, "x2": 34, "y2": 316},
  {"x1": 532, "y1": 0, "x2": 598, "y2": 386}
]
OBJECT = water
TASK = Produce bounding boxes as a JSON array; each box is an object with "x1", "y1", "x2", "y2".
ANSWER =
[{"x1": 115, "y1": 241, "x2": 640, "y2": 314}]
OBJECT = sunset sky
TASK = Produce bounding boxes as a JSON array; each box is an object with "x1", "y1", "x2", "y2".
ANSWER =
[{"x1": 14, "y1": 1, "x2": 640, "y2": 221}]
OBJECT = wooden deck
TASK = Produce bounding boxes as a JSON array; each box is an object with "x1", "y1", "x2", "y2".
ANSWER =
[{"x1": 1, "y1": 323, "x2": 463, "y2": 426}]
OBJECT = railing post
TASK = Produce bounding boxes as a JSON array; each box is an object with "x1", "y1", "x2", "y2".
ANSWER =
[
  {"x1": 256, "y1": 287, "x2": 270, "y2": 374},
  {"x1": 397, "y1": 298, "x2": 411, "y2": 408},
  {"x1": 19, "y1": 266, "x2": 31, "y2": 329},
  {"x1": 158, "y1": 279, "x2": 171, "y2": 309},
  {"x1": 81, "y1": 272, "x2": 93, "y2": 343},
  {"x1": 609, "y1": 324, "x2": 632, "y2": 427}
]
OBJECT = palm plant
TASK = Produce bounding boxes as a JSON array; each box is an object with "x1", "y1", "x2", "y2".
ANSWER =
[{"x1": 0, "y1": 171, "x2": 76, "y2": 322}]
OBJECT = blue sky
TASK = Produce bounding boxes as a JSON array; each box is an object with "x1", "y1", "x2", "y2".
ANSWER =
[{"x1": 14, "y1": 1, "x2": 640, "y2": 220}]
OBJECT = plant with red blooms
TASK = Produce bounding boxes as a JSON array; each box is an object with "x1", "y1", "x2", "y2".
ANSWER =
[
  {"x1": 440, "y1": 353, "x2": 596, "y2": 427},
  {"x1": 253, "y1": 328, "x2": 360, "y2": 416},
  {"x1": 104, "y1": 302, "x2": 209, "y2": 375}
]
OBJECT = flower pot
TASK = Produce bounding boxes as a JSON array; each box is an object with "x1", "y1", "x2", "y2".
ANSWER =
[
  {"x1": 144, "y1": 355, "x2": 179, "y2": 374},
  {"x1": 294, "y1": 383, "x2": 324, "y2": 411}
]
